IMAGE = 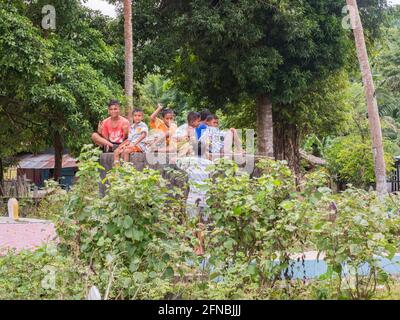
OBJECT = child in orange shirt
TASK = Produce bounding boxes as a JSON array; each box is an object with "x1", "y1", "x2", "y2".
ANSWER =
[{"x1": 148, "y1": 103, "x2": 177, "y2": 152}]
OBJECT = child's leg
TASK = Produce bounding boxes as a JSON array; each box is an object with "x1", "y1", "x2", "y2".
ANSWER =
[
  {"x1": 232, "y1": 129, "x2": 244, "y2": 153},
  {"x1": 122, "y1": 149, "x2": 131, "y2": 162},
  {"x1": 223, "y1": 131, "x2": 234, "y2": 157},
  {"x1": 123, "y1": 145, "x2": 142, "y2": 162},
  {"x1": 114, "y1": 145, "x2": 125, "y2": 163},
  {"x1": 194, "y1": 223, "x2": 205, "y2": 256}
]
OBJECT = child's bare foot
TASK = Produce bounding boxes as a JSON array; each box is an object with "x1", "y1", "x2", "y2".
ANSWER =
[{"x1": 194, "y1": 245, "x2": 205, "y2": 256}]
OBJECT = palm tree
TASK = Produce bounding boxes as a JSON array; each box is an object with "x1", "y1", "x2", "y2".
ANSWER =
[
  {"x1": 124, "y1": 0, "x2": 133, "y2": 120},
  {"x1": 346, "y1": 0, "x2": 387, "y2": 195}
]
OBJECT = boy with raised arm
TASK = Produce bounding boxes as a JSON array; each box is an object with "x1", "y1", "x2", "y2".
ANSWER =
[{"x1": 147, "y1": 103, "x2": 177, "y2": 152}]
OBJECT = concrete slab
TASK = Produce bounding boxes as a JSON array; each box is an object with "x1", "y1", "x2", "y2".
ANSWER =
[{"x1": 0, "y1": 217, "x2": 58, "y2": 255}]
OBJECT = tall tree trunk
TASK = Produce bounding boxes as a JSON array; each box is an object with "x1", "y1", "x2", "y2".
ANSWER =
[
  {"x1": 53, "y1": 131, "x2": 63, "y2": 183},
  {"x1": 273, "y1": 120, "x2": 300, "y2": 178},
  {"x1": 346, "y1": 0, "x2": 387, "y2": 195},
  {"x1": 124, "y1": 0, "x2": 134, "y2": 120},
  {"x1": 0, "y1": 157, "x2": 4, "y2": 196},
  {"x1": 256, "y1": 94, "x2": 274, "y2": 158}
]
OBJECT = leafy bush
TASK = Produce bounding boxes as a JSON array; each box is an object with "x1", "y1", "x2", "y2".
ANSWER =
[
  {"x1": 325, "y1": 135, "x2": 395, "y2": 188},
  {"x1": 202, "y1": 159, "x2": 400, "y2": 299},
  {"x1": 4, "y1": 146, "x2": 400, "y2": 300},
  {"x1": 204, "y1": 159, "x2": 311, "y2": 289},
  {"x1": 55, "y1": 146, "x2": 196, "y2": 299},
  {"x1": 309, "y1": 187, "x2": 400, "y2": 299},
  {"x1": 0, "y1": 245, "x2": 86, "y2": 300}
]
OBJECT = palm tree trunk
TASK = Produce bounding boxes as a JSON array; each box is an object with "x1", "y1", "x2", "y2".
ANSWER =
[
  {"x1": 0, "y1": 157, "x2": 4, "y2": 196},
  {"x1": 256, "y1": 94, "x2": 274, "y2": 158},
  {"x1": 346, "y1": 0, "x2": 387, "y2": 195},
  {"x1": 53, "y1": 131, "x2": 63, "y2": 183},
  {"x1": 124, "y1": 0, "x2": 134, "y2": 120}
]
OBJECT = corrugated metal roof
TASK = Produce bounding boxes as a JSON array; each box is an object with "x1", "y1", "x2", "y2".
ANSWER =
[{"x1": 18, "y1": 154, "x2": 77, "y2": 169}]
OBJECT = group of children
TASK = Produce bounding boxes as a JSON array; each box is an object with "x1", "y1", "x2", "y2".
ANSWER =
[
  {"x1": 91, "y1": 100, "x2": 243, "y2": 164},
  {"x1": 91, "y1": 99, "x2": 245, "y2": 255}
]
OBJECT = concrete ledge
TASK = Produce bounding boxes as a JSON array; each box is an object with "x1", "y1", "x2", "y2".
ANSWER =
[
  {"x1": 98, "y1": 152, "x2": 266, "y2": 196},
  {"x1": 99, "y1": 153, "x2": 190, "y2": 197}
]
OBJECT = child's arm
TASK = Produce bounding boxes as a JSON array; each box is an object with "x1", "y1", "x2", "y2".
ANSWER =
[
  {"x1": 168, "y1": 134, "x2": 178, "y2": 153},
  {"x1": 150, "y1": 103, "x2": 164, "y2": 122},
  {"x1": 132, "y1": 132, "x2": 147, "y2": 146},
  {"x1": 118, "y1": 140, "x2": 131, "y2": 150},
  {"x1": 121, "y1": 139, "x2": 131, "y2": 146},
  {"x1": 123, "y1": 122, "x2": 130, "y2": 139},
  {"x1": 97, "y1": 120, "x2": 104, "y2": 135}
]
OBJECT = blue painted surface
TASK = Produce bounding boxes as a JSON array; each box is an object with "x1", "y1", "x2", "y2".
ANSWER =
[
  {"x1": 288, "y1": 256, "x2": 400, "y2": 279},
  {"x1": 39, "y1": 168, "x2": 75, "y2": 189},
  {"x1": 189, "y1": 255, "x2": 400, "y2": 281}
]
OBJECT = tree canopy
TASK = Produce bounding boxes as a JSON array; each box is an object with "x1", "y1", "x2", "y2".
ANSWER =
[{"x1": 0, "y1": 0, "x2": 123, "y2": 178}]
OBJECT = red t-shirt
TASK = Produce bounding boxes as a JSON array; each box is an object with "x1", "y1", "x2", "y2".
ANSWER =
[{"x1": 101, "y1": 116, "x2": 130, "y2": 144}]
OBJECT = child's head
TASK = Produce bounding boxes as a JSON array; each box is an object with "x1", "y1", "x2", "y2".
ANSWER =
[
  {"x1": 187, "y1": 111, "x2": 201, "y2": 128},
  {"x1": 161, "y1": 109, "x2": 175, "y2": 127},
  {"x1": 133, "y1": 109, "x2": 144, "y2": 124},
  {"x1": 108, "y1": 100, "x2": 121, "y2": 117},
  {"x1": 200, "y1": 109, "x2": 212, "y2": 122},
  {"x1": 205, "y1": 114, "x2": 219, "y2": 127}
]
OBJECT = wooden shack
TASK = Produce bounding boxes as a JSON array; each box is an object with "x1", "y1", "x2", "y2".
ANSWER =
[{"x1": 17, "y1": 153, "x2": 78, "y2": 189}]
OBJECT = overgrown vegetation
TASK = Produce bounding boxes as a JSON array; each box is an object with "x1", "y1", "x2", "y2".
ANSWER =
[{"x1": 2, "y1": 148, "x2": 400, "y2": 300}]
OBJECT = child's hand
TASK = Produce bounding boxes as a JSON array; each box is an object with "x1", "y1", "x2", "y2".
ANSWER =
[{"x1": 122, "y1": 123, "x2": 130, "y2": 132}]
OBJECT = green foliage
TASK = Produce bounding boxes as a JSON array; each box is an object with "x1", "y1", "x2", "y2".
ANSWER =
[
  {"x1": 147, "y1": 0, "x2": 355, "y2": 108},
  {"x1": 0, "y1": 1, "x2": 123, "y2": 158},
  {"x1": 0, "y1": 2, "x2": 50, "y2": 156},
  {"x1": 204, "y1": 159, "x2": 308, "y2": 288},
  {"x1": 0, "y1": 245, "x2": 86, "y2": 300},
  {"x1": 309, "y1": 187, "x2": 400, "y2": 299},
  {"x1": 137, "y1": 73, "x2": 193, "y2": 125},
  {"x1": 325, "y1": 135, "x2": 395, "y2": 188},
  {"x1": 55, "y1": 146, "x2": 195, "y2": 299},
  {"x1": 2, "y1": 150, "x2": 400, "y2": 300},
  {"x1": 302, "y1": 134, "x2": 335, "y2": 159}
]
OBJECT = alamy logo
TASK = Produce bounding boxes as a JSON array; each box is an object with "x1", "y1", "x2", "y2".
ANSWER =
[
  {"x1": 41, "y1": 265, "x2": 57, "y2": 290},
  {"x1": 342, "y1": 5, "x2": 359, "y2": 30},
  {"x1": 41, "y1": 5, "x2": 56, "y2": 30}
]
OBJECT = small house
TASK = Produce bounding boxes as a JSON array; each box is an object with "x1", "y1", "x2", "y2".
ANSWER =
[{"x1": 17, "y1": 153, "x2": 78, "y2": 189}]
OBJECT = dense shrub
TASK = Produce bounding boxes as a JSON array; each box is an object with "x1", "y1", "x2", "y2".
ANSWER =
[
  {"x1": 309, "y1": 187, "x2": 400, "y2": 299},
  {"x1": 325, "y1": 135, "x2": 395, "y2": 189},
  {"x1": 203, "y1": 159, "x2": 400, "y2": 299},
  {"x1": 0, "y1": 245, "x2": 86, "y2": 300},
  {"x1": 55, "y1": 146, "x2": 196, "y2": 299},
  {"x1": 204, "y1": 159, "x2": 309, "y2": 288},
  {"x1": 2, "y1": 146, "x2": 400, "y2": 300}
]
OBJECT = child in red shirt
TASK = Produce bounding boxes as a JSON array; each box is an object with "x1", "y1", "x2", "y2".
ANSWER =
[{"x1": 91, "y1": 100, "x2": 130, "y2": 152}]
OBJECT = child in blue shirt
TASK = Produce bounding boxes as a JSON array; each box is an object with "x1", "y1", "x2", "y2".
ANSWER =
[
  {"x1": 195, "y1": 109, "x2": 212, "y2": 140},
  {"x1": 200, "y1": 114, "x2": 243, "y2": 157}
]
